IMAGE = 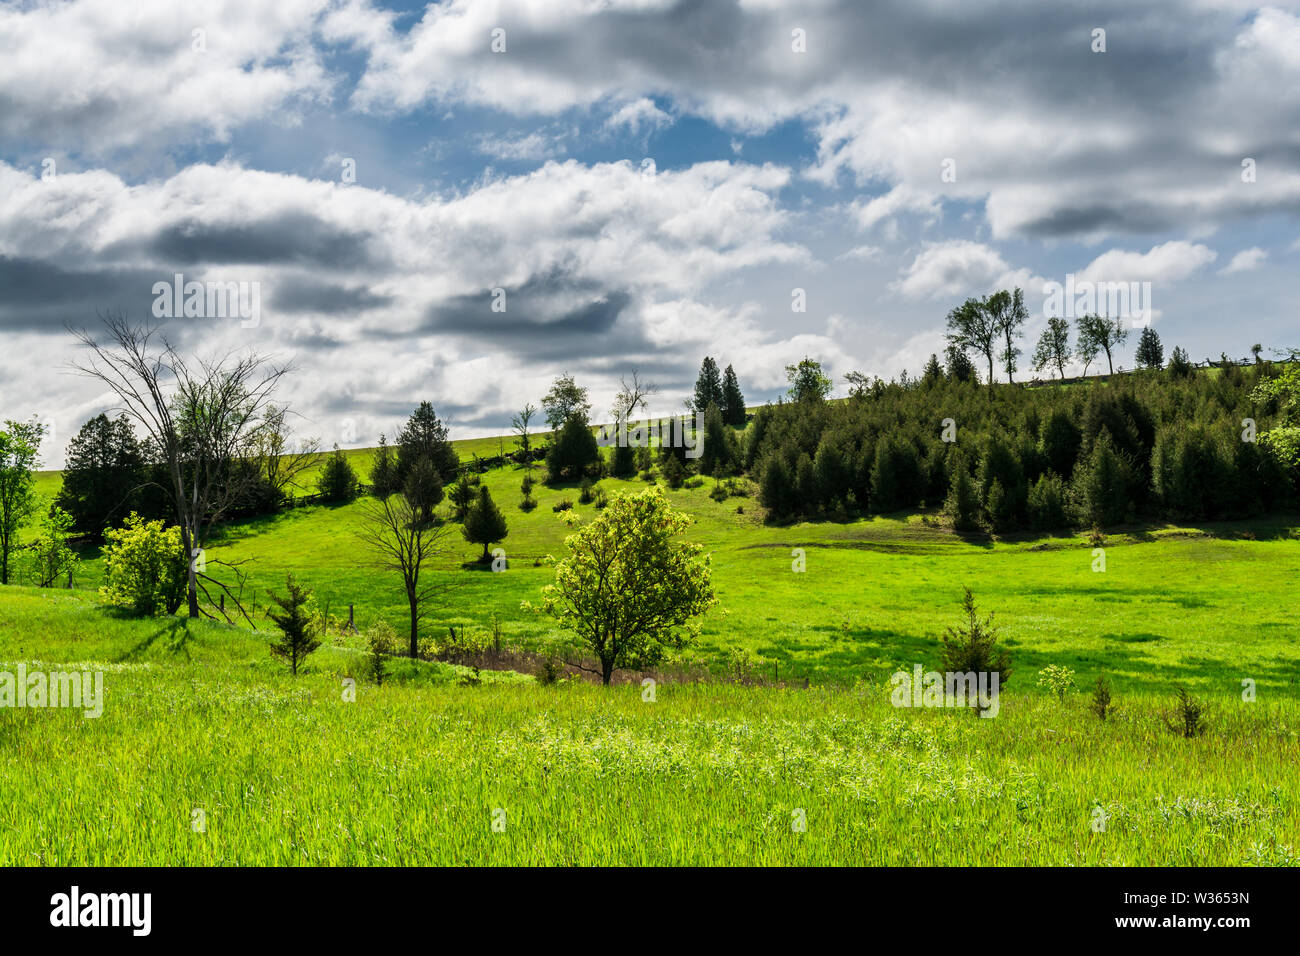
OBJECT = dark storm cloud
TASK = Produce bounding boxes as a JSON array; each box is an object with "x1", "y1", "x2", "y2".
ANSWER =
[
  {"x1": 0, "y1": 256, "x2": 159, "y2": 332},
  {"x1": 124, "y1": 213, "x2": 380, "y2": 270},
  {"x1": 270, "y1": 277, "x2": 393, "y2": 314}
]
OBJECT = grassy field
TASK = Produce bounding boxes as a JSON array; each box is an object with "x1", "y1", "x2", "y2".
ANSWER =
[{"x1": 1, "y1": 587, "x2": 1296, "y2": 866}]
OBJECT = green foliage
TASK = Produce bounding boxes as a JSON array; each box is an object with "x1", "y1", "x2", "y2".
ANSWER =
[
  {"x1": 462, "y1": 486, "x2": 508, "y2": 561},
  {"x1": 25, "y1": 504, "x2": 80, "y2": 588},
  {"x1": 364, "y1": 619, "x2": 397, "y2": 685},
  {"x1": 542, "y1": 373, "x2": 592, "y2": 432},
  {"x1": 546, "y1": 414, "x2": 601, "y2": 482},
  {"x1": 785, "y1": 357, "x2": 833, "y2": 403},
  {"x1": 396, "y1": 402, "x2": 459, "y2": 484},
  {"x1": 1164, "y1": 686, "x2": 1207, "y2": 739},
  {"x1": 1036, "y1": 664, "x2": 1076, "y2": 700},
  {"x1": 870, "y1": 436, "x2": 922, "y2": 513},
  {"x1": 1069, "y1": 430, "x2": 1131, "y2": 526},
  {"x1": 266, "y1": 573, "x2": 322, "y2": 675},
  {"x1": 100, "y1": 513, "x2": 186, "y2": 616},
  {"x1": 1135, "y1": 327, "x2": 1164, "y2": 370},
  {"x1": 528, "y1": 487, "x2": 716, "y2": 684},
  {"x1": 698, "y1": 403, "x2": 738, "y2": 477},
  {"x1": 661, "y1": 452, "x2": 686, "y2": 489},
  {"x1": 1091, "y1": 673, "x2": 1113, "y2": 720},
  {"x1": 943, "y1": 460, "x2": 980, "y2": 530},
  {"x1": 939, "y1": 588, "x2": 1012, "y2": 691},
  {"x1": 0, "y1": 419, "x2": 43, "y2": 585},
  {"x1": 1027, "y1": 473, "x2": 1068, "y2": 530},
  {"x1": 55, "y1": 413, "x2": 159, "y2": 534},
  {"x1": 317, "y1": 445, "x2": 360, "y2": 502},
  {"x1": 721, "y1": 364, "x2": 747, "y2": 427},
  {"x1": 368, "y1": 434, "x2": 401, "y2": 498},
  {"x1": 1167, "y1": 346, "x2": 1194, "y2": 378},
  {"x1": 1032, "y1": 316, "x2": 1071, "y2": 379},
  {"x1": 404, "y1": 457, "x2": 445, "y2": 526},
  {"x1": 693, "y1": 356, "x2": 724, "y2": 414}
]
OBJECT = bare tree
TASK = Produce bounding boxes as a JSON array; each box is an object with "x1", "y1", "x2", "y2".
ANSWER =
[
  {"x1": 355, "y1": 493, "x2": 459, "y2": 658},
  {"x1": 251, "y1": 404, "x2": 320, "y2": 501},
  {"x1": 611, "y1": 370, "x2": 658, "y2": 426},
  {"x1": 70, "y1": 313, "x2": 291, "y2": 620}
]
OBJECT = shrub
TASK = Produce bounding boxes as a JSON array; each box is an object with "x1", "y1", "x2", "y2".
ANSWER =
[
  {"x1": 552, "y1": 498, "x2": 573, "y2": 512},
  {"x1": 26, "y1": 504, "x2": 79, "y2": 588},
  {"x1": 462, "y1": 486, "x2": 508, "y2": 562},
  {"x1": 365, "y1": 619, "x2": 397, "y2": 685},
  {"x1": 1036, "y1": 664, "x2": 1076, "y2": 700},
  {"x1": 266, "y1": 573, "x2": 322, "y2": 676},
  {"x1": 1027, "y1": 473, "x2": 1068, "y2": 529},
  {"x1": 1090, "y1": 673, "x2": 1112, "y2": 720},
  {"x1": 944, "y1": 463, "x2": 980, "y2": 531},
  {"x1": 662, "y1": 453, "x2": 686, "y2": 489},
  {"x1": 317, "y1": 445, "x2": 360, "y2": 502},
  {"x1": 100, "y1": 513, "x2": 186, "y2": 616},
  {"x1": 578, "y1": 478, "x2": 595, "y2": 504},
  {"x1": 939, "y1": 588, "x2": 1012, "y2": 702},
  {"x1": 1163, "y1": 686, "x2": 1207, "y2": 738},
  {"x1": 593, "y1": 488, "x2": 609, "y2": 509}
]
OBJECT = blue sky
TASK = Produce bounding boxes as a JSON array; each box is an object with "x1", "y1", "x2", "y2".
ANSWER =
[{"x1": 1, "y1": 0, "x2": 1297, "y2": 465}]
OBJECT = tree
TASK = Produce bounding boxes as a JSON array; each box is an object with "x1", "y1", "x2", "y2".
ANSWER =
[
  {"x1": 396, "y1": 402, "x2": 459, "y2": 485},
  {"x1": 785, "y1": 357, "x2": 832, "y2": 403},
  {"x1": 1032, "y1": 317, "x2": 1071, "y2": 379},
  {"x1": 546, "y1": 414, "x2": 601, "y2": 482},
  {"x1": 542, "y1": 373, "x2": 591, "y2": 431},
  {"x1": 1077, "y1": 314, "x2": 1129, "y2": 375},
  {"x1": 921, "y1": 353, "x2": 944, "y2": 388},
  {"x1": 99, "y1": 513, "x2": 186, "y2": 616},
  {"x1": 462, "y1": 486, "x2": 509, "y2": 562},
  {"x1": 944, "y1": 344, "x2": 978, "y2": 384},
  {"x1": 56, "y1": 413, "x2": 153, "y2": 535},
  {"x1": 698, "y1": 403, "x2": 738, "y2": 476},
  {"x1": 693, "y1": 357, "x2": 724, "y2": 413},
  {"x1": 369, "y1": 434, "x2": 400, "y2": 498},
  {"x1": 318, "y1": 445, "x2": 360, "y2": 502},
  {"x1": 940, "y1": 588, "x2": 1013, "y2": 699},
  {"x1": 356, "y1": 492, "x2": 458, "y2": 658},
  {"x1": 72, "y1": 315, "x2": 292, "y2": 621},
  {"x1": 946, "y1": 297, "x2": 999, "y2": 387},
  {"x1": 0, "y1": 419, "x2": 44, "y2": 584},
  {"x1": 528, "y1": 487, "x2": 716, "y2": 684},
  {"x1": 1167, "y1": 345, "x2": 1193, "y2": 378},
  {"x1": 266, "y1": 574, "x2": 322, "y2": 676},
  {"x1": 1135, "y1": 327, "x2": 1164, "y2": 370},
  {"x1": 512, "y1": 403, "x2": 537, "y2": 465},
  {"x1": 1251, "y1": 343, "x2": 1264, "y2": 364},
  {"x1": 721, "y1": 364, "x2": 746, "y2": 426},
  {"x1": 26, "y1": 504, "x2": 79, "y2": 588},
  {"x1": 987, "y1": 288, "x2": 1027, "y2": 384},
  {"x1": 404, "y1": 456, "x2": 445, "y2": 526}
]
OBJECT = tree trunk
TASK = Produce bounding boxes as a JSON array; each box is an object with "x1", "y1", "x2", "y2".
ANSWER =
[
  {"x1": 601, "y1": 659, "x2": 614, "y2": 686},
  {"x1": 181, "y1": 523, "x2": 200, "y2": 618},
  {"x1": 482, "y1": 541, "x2": 491, "y2": 563},
  {"x1": 987, "y1": 356, "x2": 995, "y2": 387},
  {"x1": 408, "y1": 595, "x2": 419, "y2": 658}
]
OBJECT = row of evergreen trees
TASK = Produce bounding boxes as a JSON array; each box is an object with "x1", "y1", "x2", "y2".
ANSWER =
[{"x1": 749, "y1": 358, "x2": 1297, "y2": 529}]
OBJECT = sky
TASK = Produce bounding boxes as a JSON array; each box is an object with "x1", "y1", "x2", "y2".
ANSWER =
[{"x1": 2, "y1": 0, "x2": 1298, "y2": 467}]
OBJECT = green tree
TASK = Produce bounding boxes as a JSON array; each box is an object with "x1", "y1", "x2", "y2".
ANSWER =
[
  {"x1": 528, "y1": 487, "x2": 716, "y2": 684},
  {"x1": 369, "y1": 433, "x2": 401, "y2": 498},
  {"x1": 0, "y1": 419, "x2": 44, "y2": 584},
  {"x1": 512, "y1": 403, "x2": 537, "y2": 465},
  {"x1": 785, "y1": 357, "x2": 833, "y2": 403},
  {"x1": 987, "y1": 288, "x2": 1028, "y2": 384},
  {"x1": 318, "y1": 445, "x2": 360, "y2": 501},
  {"x1": 404, "y1": 456, "x2": 445, "y2": 526},
  {"x1": 546, "y1": 414, "x2": 601, "y2": 482},
  {"x1": 1077, "y1": 314, "x2": 1129, "y2": 375},
  {"x1": 26, "y1": 504, "x2": 80, "y2": 588},
  {"x1": 55, "y1": 413, "x2": 152, "y2": 534},
  {"x1": 266, "y1": 574, "x2": 322, "y2": 675},
  {"x1": 1135, "y1": 327, "x2": 1164, "y2": 370},
  {"x1": 462, "y1": 486, "x2": 508, "y2": 562},
  {"x1": 542, "y1": 373, "x2": 592, "y2": 431},
  {"x1": 946, "y1": 297, "x2": 999, "y2": 387},
  {"x1": 396, "y1": 402, "x2": 459, "y2": 484},
  {"x1": 698, "y1": 403, "x2": 737, "y2": 476},
  {"x1": 721, "y1": 364, "x2": 747, "y2": 426},
  {"x1": 944, "y1": 344, "x2": 978, "y2": 383},
  {"x1": 940, "y1": 587, "x2": 1013, "y2": 695},
  {"x1": 693, "y1": 357, "x2": 725, "y2": 414},
  {"x1": 99, "y1": 513, "x2": 186, "y2": 616},
  {"x1": 1032, "y1": 317, "x2": 1072, "y2": 379}
]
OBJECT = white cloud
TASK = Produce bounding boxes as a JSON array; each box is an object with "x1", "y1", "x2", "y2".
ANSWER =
[
  {"x1": 1077, "y1": 241, "x2": 1217, "y2": 285},
  {"x1": 1219, "y1": 246, "x2": 1268, "y2": 274}
]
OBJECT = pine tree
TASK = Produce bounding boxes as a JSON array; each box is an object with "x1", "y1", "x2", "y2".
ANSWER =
[
  {"x1": 396, "y1": 402, "x2": 459, "y2": 484},
  {"x1": 1135, "y1": 327, "x2": 1164, "y2": 370},
  {"x1": 369, "y1": 433, "x2": 400, "y2": 498},
  {"x1": 463, "y1": 486, "x2": 508, "y2": 562},
  {"x1": 721, "y1": 364, "x2": 747, "y2": 426},
  {"x1": 318, "y1": 445, "x2": 359, "y2": 501},
  {"x1": 267, "y1": 574, "x2": 321, "y2": 675},
  {"x1": 694, "y1": 357, "x2": 725, "y2": 414}
]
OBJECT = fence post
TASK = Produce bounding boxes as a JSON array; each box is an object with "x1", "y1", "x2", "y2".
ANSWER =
[{"x1": 348, "y1": 604, "x2": 355, "y2": 632}]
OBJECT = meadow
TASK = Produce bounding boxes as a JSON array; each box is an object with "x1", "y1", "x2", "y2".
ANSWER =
[
  {"x1": 8, "y1": 429, "x2": 1300, "y2": 866},
  {"x1": 1, "y1": 587, "x2": 1296, "y2": 866}
]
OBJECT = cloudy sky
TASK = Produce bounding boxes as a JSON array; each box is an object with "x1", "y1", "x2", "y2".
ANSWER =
[{"x1": 2, "y1": 0, "x2": 1298, "y2": 466}]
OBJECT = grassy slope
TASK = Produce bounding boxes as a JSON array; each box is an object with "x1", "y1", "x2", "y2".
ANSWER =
[
  {"x1": 26, "y1": 431, "x2": 1300, "y2": 692},
  {"x1": 1, "y1": 587, "x2": 1296, "y2": 865}
]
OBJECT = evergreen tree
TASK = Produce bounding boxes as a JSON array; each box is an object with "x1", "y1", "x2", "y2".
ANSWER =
[
  {"x1": 267, "y1": 574, "x2": 322, "y2": 675},
  {"x1": 721, "y1": 364, "x2": 747, "y2": 426},
  {"x1": 318, "y1": 445, "x2": 360, "y2": 501},
  {"x1": 462, "y1": 486, "x2": 508, "y2": 562},
  {"x1": 1135, "y1": 327, "x2": 1164, "y2": 370},
  {"x1": 698, "y1": 404, "x2": 737, "y2": 476},
  {"x1": 693, "y1": 357, "x2": 725, "y2": 414},
  {"x1": 921, "y1": 354, "x2": 944, "y2": 388},
  {"x1": 404, "y1": 457, "x2": 445, "y2": 526},
  {"x1": 546, "y1": 414, "x2": 601, "y2": 481},
  {"x1": 369, "y1": 433, "x2": 401, "y2": 498},
  {"x1": 396, "y1": 402, "x2": 459, "y2": 484},
  {"x1": 944, "y1": 344, "x2": 978, "y2": 383},
  {"x1": 55, "y1": 413, "x2": 151, "y2": 534}
]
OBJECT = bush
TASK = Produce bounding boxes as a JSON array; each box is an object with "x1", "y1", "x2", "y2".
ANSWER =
[
  {"x1": 944, "y1": 464, "x2": 979, "y2": 531},
  {"x1": 578, "y1": 478, "x2": 595, "y2": 504},
  {"x1": 939, "y1": 588, "x2": 1012, "y2": 702},
  {"x1": 661, "y1": 453, "x2": 686, "y2": 489},
  {"x1": 266, "y1": 573, "x2": 322, "y2": 675},
  {"x1": 593, "y1": 488, "x2": 609, "y2": 509},
  {"x1": 318, "y1": 445, "x2": 360, "y2": 502},
  {"x1": 100, "y1": 513, "x2": 186, "y2": 616},
  {"x1": 552, "y1": 498, "x2": 573, "y2": 512},
  {"x1": 364, "y1": 619, "x2": 397, "y2": 685},
  {"x1": 1027, "y1": 473, "x2": 1068, "y2": 529},
  {"x1": 26, "y1": 504, "x2": 79, "y2": 588},
  {"x1": 1163, "y1": 686, "x2": 1207, "y2": 738},
  {"x1": 1090, "y1": 673, "x2": 1112, "y2": 720},
  {"x1": 1036, "y1": 664, "x2": 1076, "y2": 700}
]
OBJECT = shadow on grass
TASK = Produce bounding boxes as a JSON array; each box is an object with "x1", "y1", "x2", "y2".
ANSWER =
[{"x1": 117, "y1": 616, "x2": 193, "y2": 663}]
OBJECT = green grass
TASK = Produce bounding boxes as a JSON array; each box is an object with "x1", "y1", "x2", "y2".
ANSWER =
[{"x1": 1, "y1": 587, "x2": 1296, "y2": 866}]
